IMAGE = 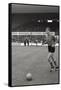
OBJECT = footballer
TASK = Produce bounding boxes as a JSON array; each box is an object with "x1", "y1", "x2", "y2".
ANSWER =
[{"x1": 45, "y1": 27, "x2": 59, "y2": 72}]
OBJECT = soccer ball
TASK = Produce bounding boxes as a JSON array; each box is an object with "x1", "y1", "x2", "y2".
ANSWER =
[{"x1": 26, "y1": 73, "x2": 32, "y2": 81}]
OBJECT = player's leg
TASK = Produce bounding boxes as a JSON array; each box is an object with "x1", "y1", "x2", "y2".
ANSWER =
[
  {"x1": 27, "y1": 40, "x2": 29, "y2": 46},
  {"x1": 51, "y1": 53, "x2": 59, "y2": 71},
  {"x1": 48, "y1": 53, "x2": 54, "y2": 71},
  {"x1": 24, "y1": 41, "x2": 26, "y2": 46},
  {"x1": 48, "y1": 46, "x2": 55, "y2": 71}
]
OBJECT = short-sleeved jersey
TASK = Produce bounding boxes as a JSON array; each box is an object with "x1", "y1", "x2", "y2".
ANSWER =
[{"x1": 46, "y1": 34, "x2": 56, "y2": 46}]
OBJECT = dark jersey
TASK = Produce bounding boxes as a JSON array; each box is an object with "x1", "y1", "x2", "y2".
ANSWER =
[{"x1": 46, "y1": 35, "x2": 56, "y2": 46}]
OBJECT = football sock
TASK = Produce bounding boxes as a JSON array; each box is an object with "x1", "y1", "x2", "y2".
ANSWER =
[
  {"x1": 51, "y1": 56, "x2": 57, "y2": 66},
  {"x1": 50, "y1": 62, "x2": 54, "y2": 68}
]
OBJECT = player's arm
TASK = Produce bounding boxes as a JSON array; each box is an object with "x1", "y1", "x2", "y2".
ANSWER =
[
  {"x1": 42, "y1": 39, "x2": 48, "y2": 46},
  {"x1": 52, "y1": 36, "x2": 56, "y2": 47}
]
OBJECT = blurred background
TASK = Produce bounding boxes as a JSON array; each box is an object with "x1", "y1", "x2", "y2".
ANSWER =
[{"x1": 11, "y1": 4, "x2": 59, "y2": 45}]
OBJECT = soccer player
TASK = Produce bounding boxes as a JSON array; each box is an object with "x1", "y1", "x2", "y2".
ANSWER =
[
  {"x1": 27, "y1": 39, "x2": 29, "y2": 46},
  {"x1": 24, "y1": 39, "x2": 26, "y2": 46},
  {"x1": 24, "y1": 36, "x2": 29, "y2": 46},
  {"x1": 45, "y1": 27, "x2": 59, "y2": 72},
  {"x1": 35, "y1": 39, "x2": 38, "y2": 46}
]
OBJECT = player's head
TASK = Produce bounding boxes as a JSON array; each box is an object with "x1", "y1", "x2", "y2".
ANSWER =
[{"x1": 45, "y1": 27, "x2": 50, "y2": 35}]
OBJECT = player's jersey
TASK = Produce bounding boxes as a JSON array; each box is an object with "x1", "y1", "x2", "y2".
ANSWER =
[{"x1": 46, "y1": 34, "x2": 56, "y2": 46}]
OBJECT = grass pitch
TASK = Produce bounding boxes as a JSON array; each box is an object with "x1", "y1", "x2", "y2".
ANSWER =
[{"x1": 12, "y1": 45, "x2": 59, "y2": 86}]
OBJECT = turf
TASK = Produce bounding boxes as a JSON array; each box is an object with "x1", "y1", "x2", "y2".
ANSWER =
[{"x1": 12, "y1": 45, "x2": 59, "y2": 86}]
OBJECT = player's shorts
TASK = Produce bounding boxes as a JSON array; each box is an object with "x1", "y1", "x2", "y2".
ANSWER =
[{"x1": 48, "y1": 46, "x2": 55, "y2": 53}]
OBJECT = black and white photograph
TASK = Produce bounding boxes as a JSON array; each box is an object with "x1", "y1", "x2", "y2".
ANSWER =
[{"x1": 9, "y1": 3, "x2": 59, "y2": 87}]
